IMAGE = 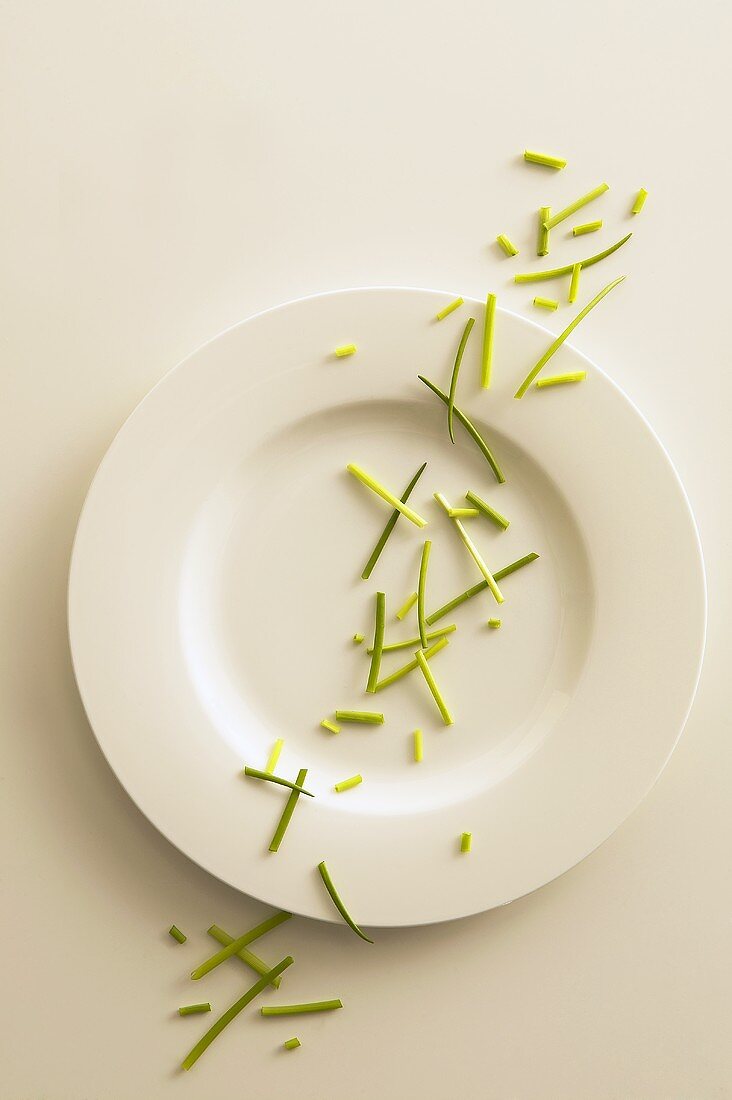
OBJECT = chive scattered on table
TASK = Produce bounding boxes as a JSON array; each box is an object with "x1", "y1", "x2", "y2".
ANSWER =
[
  {"x1": 335, "y1": 344, "x2": 357, "y2": 358},
  {"x1": 417, "y1": 540, "x2": 431, "y2": 648},
  {"x1": 572, "y1": 220, "x2": 602, "y2": 236},
  {"x1": 536, "y1": 371, "x2": 587, "y2": 388},
  {"x1": 435, "y1": 296, "x2": 464, "y2": 321},
  {"x1": 179, "y1": 1003, "x2": 211, "y2": 1016},
  {"x1": 317, "y1": 860, "x2": 373, "y2": 943},
  {"x1": 568, "y1": 262, "x2": 581, "y2": 304},
  {"x1": 447, "y1": 317, "x2": 475, "y2": 444},
  {"x1": 243, "y1": 767, "x2": 314, "y2": 798},
  {"x1": 169, "y1": 925, "x2": 187, "y2": 944},
  {"x1": 481, "y1": 293, "x2": 496, "y2": 389},
  {"x1": 207, "y1": 924, "x2": 283, "y2": 988},
  {"x1": 418, "y1": 376, "x2": 505, "y2": 484},
  {"x1": 262, "y1": 999, "x2": 344, "y2": 1016},
  {"x1": 321, "y1": 718, "x2": 341, "y2": 734},
  {"x1": 361, "y1": 462, "x2": 427, "y2": 580},
  {"x1": 537, "y1": 207, "x2": 551, "y2": 257},
  {"x1": 415, "y1": 649, "x2": 453, "y2": 725},
  {"x1": 334, "y1": 774, "x2": 363, "y2": 793},
  {"x1": 514, "y1": 232, "x2": 632, "y2": 284},
  {"x1": 269, "y1": 769, "x2": 309, "y2": 853},
  {"x1": 190, "y1": 911, "x2": 292, "y2": 980},
  {"x1": 353, "y1": 633, "x2": 364, "y2": 644},
  {"x1": 395, "y1": 590, "x2": 418, "y2": 620},
  {"x1": 366, "y1": 591, "x2": 386, "y2": 694},
  {"x1": 487, "y1": 618, "x2": 502, "y2": 629},
  {"x1": 413, "y1": 728, "x2": 423, "y2": 762},
  {"x1": 465, "y1": 490, "x2": 510, "y2": 531},
  {"x1": 533, "y1": 296, "x2": 558, "y2": 311},
  {"x1": 265, "y1": 739, "x2": 284, "y2": 775},
  {"x1": 425, "y1": 552, "x2": 539, "y2": 624},
  {"x1": 543, "y1": 183, "x2": 609, "y2": 230},
  {"x1": 460, "y1": 832, "x2": 472, "y2": 853},
  {"x1": 496, "y1": 233, "x2": 519, "y2": 257},
  {"x1": 524, "y1": 149, "x2": 566, "y2": 169},
  {"x1": 334, "y1": 710, "x2": 384, "y2": 724},
  {"x1": 368, "y1": 624, "x2": 456, "y2": 653},
  {"x1": 374, "y1": 635, "x2": 450, "y2": 692},
  {"x1": 347, "y1": 463, "x2": 427, "y2": 528},
  {"x1": 284, "y1": 1037, "x2": 301, "y2": 1050},
  {"x1": 631, "y1": 187, "x2": 648, "y2": 215}
]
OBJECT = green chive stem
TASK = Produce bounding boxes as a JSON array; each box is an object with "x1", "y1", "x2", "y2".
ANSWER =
[
  {"x1": 334, "y1": 710, "x2": 384, "y2": 724},
  {"x1": 514, "y1": 232, "x2": 632, "y2": 284},
  {"x1": 537, "y1": 207, "x2": 551, "y2": 257},
  {"x1": 207, "y1": 924, "x2": 283, "y2": 988},
  {"x1": 524, "y1": 149, "x2": 566, "y2": 169},
  {"x1": 317, "y1": 859, "x2": 373, "y2": 942},
  {"x1": 265, "y1": 739, "x2": 284, "y2": 774},
  {"x1": 334, "y1": 774, "x2": 363, "y2": 793},
  {"x1": 396, "y1": 591, "x2": 418, "y2": 620},
  {"x1": 487, "y1": 618, "x2": 502, "y2": 629},
  {"x1": 533, "y1": 297, "x2": 558, "y2": 311},
  {"x1": 335, "y1": 344, "x2": 357, "y2": 358},
  {"x1": 365, "y1": 591, "x2": 386, "y2": 694},
  {"x1": 447, "y1": 317, "x2": 475, "y2": 444},
  {"x1": 572, "y1": 220, "x2": 602, "y2": 236},
  {"x1": 435, "y1": 296, "x2": 464, "y2": 321},
  {"x1": 496, "y1": 234, "x2": 519, "y2": 257},
  {"x1": 320, "y1": 719, "x2": 341, "y2": 734},
  {"x1": 347, "y1": 463, "x2": 427, "y2": 528},
  {"x1": 568, "y1": 262, "x2": 581, "y2": 304},
  {"x1": 415, "y1": 649, "x2": 453, "y2": 725},
  {"x1": 448, "y1": 507, "x2": 479, "y2": 518},
  {"x1": 190, "y1": 911, "x2": 292, "y2": 980},
  {"x1": 374, "y1": 635, "x2": 449, "y2": 692},
  {"x1": 631, "y1": 188, "x2": 648, "y2": 215},
  {"x1": 179, "y1": 1003, "x2": 211, "y2": 1016},
  {"x1": 465, "y1": 490, "x2": 510, "y2": 530},
  {"x1": 243, "y1": 767, "x2": 314, "y2": 798},
  {"x1": 269, "y1": 769, "x2": 308, "y2": 853},
  {"x1": 543, "y1": 183, "x2": 609, "y2": 230},
  {"x1": 418, "y1": 376, "x2": 505, "y2": 483},
  {"x1": 449, "y1": 513, "x2": 504, "y2": 604},
  {"x1": 460, "y1": 832, "x2": 472, "y2": 853},
  {"x1": 481, "y1": 293, "x2": 496, "y2": 388},
  {"x1": 361, "y1": 462, "x2": 427, "y2": 580},
  {"x1": 353, "y1": 633, "x2": 364, "y2": 644},
  {"x1": 417, "y1": 540, "x2": 431, "y2": 649},
  {"x1": 368, "y1": 624, "x2": 456, "y2": 654},
  {"x1": 413, "y1": 728, "x2": 423, "y2": 762},
  {"x1": 536, "y1": 371, "x2": 587, "y2": 388},
  {"x1": 284, "y1": 1037, "x2": 301, "y2": 1050},
  {"x1": 425, "y1": 552, "x2": 539, "y2": 624}
]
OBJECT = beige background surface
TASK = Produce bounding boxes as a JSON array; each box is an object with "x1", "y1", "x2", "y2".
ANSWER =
[{"x1": 1, "y1": 1, "x2": 730, "y2": 1097}]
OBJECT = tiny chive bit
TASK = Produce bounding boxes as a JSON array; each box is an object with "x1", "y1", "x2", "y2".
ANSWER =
[
  {"x1": 488, "y1": 618, "x2": 502, "y2": 629},
  {"x1": 265, "y1": 739, "x2": 284, "y2": 774},
  {"x1": 169, "y1": 925, "x2": 187, "y2": 944},
  {"x1": 418, "y1": 376, "x2": 506, "y2": 484},
  {"x1": 481, "y1": 292, "x2": 496, "y2": 389},
  {"x1": 533, "y1": 296, "x2": 558, "y2": 311},
  {"x1": 318, "y1": 859, "x2": 373, "y2": 942},
  {"x1": 465, "y1": 490, "x2": 510, "y2": 531},
  {"x1": 572, "y1": 220, "x2": 602, "y2": 236},
  {"x1": 334, "y1": 710, "x2": 384, "y2": 724},
  {"x1": 353, "y1": 633, "x2": 364, "y2": 644},
  {"x1": 536, "y1": 371, "x2": 587, "y2": 388},
  {"x1": 262, "y1": 1000, "x2": 344, "y2": 1016},
  {"x1": 415, "y1": 649, "x2": 453, "y2": 725},
  {"x1": 396, "y1": 591, "x2": 418, "y2": 620},
  {"x1": 568, "y1": 262, "x2": 581, "y2": 304},
  {"x1": 179, "y1": 1003, "x2": 211, "y2": 1016},
  {"x1": 435, "y1": 296, "x2": 464, "y2": 321},
  {"x1": 361, "y1": 462, "x2": 427, "y2": 581},
  {"x1": 243, "y1": 767, "x2": 314, "y2": 798},
  {"x1": 284, "y1": 1037, "x2": 301, "y2": 1050},
  {"x1": 460, "y1": 832, "x2": 472, "y2": 853},
  {"x1": 321, "y1": 718, "x2": 341, "y2": 734},
  {"x1": 374, "y1": 635, "x2": 449, "y2": 692},
  {"x1": 413, "y1": 728, "x2": 423, "y2": 763},
  {"x1": 631, "y1": 188, "x2": 648, "y2": 215},
  {"x1": 543, "y1": 183, "x2": 609, "y2": 230},
  {"x1": 514, "y1": 232, "x2": 632, "y2": 284},
  {"x1": 335, "y1": 344, "x2": 357, "y2": 357},
  {"x1": 347, "y1": 463, "x2": 427, "y2": 528},
  {"x1": 334, "y1": 774, "x2": 362, "y2": 793},
  {"x1": 524, "y1": 149, "x2": 567, "y2": 169},
  {"x1": 370, "y1": 624, "x2": 456, "y2": 654},
  {"x1": 269, "y1": 768, "x2": 309, "y2": 852},
  {"x1": 496, "y1": 234, "x2": 519, "y2": 257}
]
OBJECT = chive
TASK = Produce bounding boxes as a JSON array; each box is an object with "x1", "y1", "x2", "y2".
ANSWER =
[
  {"x1": 269, "y1": 769, "x2": 308, "y2": 853},
  {"x1": 487, "y1": 618, "x2": 502, "y2": 629},
  {"x1": 366, "y1": 591, "x2": 386, "y2": 694},
  {"x1": 317, "y1": 860, "x2": 373, "y2": 943},
  {"x1": 417, "y1": 540, "x2": 431, "y2": 649},
  {"x1": 496, "y1": 234, "x2": 519, "y2": 257},
  {"x1": 418, "y1": 376, "x2": 505, "y2": 484},
  {"x1": 368, "y1": 624, "x2": 456, "y2": 653},
  {"x1": 425, "y1": 552, "x2": 539, "y2": 625},
  {"x1": 413, "y1": 728, "x2": 423, "y2": 762},
  {"x1": 435, "y1": 296, "x2": 464, "y2": 321},
  {"x1": 320, "y1": 718, "x2": 341, "y2": 734},
  {"x1": 448, "y1": 507, "x2": 479, "y2": 518},
  {"x1": 465, "y1": 490, "x2": 510, "y2": 531},
  {"x1": 395, "y1": 590, "x2": 418, "y2": 620},
  {"x1": 243, "y1": 767, "x2": 314, "y2": 798},
  {"x1": 572, "y1": 220, "x2": 602, "y2": 236},
  {"x1": 524, "y1": 149, "x2": 566, "y2": 169},
  {"x1": 179, "y1": 1003, "x2": 211, "y2": 1016},
  {"x1": 169, "y1": 925, "x2": 187, "y2": 944},
  {"x1": 533, "y1": 296, "x2": 558, "y2": 311},
  {"x1": 207, "y1": 924, "x2": 283, "y2": 988},
  {"x1": 334, "y1": 710, "x2": 384, "y2": 724},
  {"x1": 265, "y1": 739, "x2": 284, "y2": 774},
  {"x1": 433, "y1": 491, "x2": 451, "y2": 515},
  {"x1": 536, "y1": 371, "x2": 587, "y2": 388},
  {"x1": 514, "y1": 276, "x2": 625, "y2": 398},
  {"x1": 631, "y1": 188, "x2": 648, "y2": 215},
  {"x1": 262, "y1": 999, "x2": 344, "y2": 1016},
  {"x1": 335, "y1": 344, "x2": 357, "y2": 357},
  {"x1": 347, "y1": 463, "x2": 427, "y2": 528},
  {"x1": 353, "y1": 633, "x2": 364, "y2": 644},
  {"x1": 537, "y1": 207, "x2": 551, "y2": 257},
  {"x1": 334, "y1": 774, "x2": 362, "y2": 793},
  {"x1": 190, "y1": 911, "x2": 292, "y2": 980},
  {"x1": 444, "y1": 508, "x2": 504, "y2": 604},
  {"x1": 480, "y1": 292, "x2": 496, "y2": 389},
  {"x1": 568, "y1": 262, "x2": 581, "y2": 304},
  {"x1": 181, "y1": 957, "x2": 294, "y2": 1071},
  {"x1": 514, "y1": 232, "x2": 632, "y2": 284},
  {"x1": 460, "y1": 831, "x2": 472, "y2": 853},
  {"x1": 447, "y1": 317, "x2": 475, "y2": 444},
  {"x1": 415, "y1": 649, "x2": 453, "y2": 725},
  {"x1": 361, "y1": 462, "x2": 427, "y2": 580},
  {"x1": 543, "y1": 183, "x2": 609, "y2": 230},
  {"x1": 284, "y1": 1037, "x2": 301, "y2": 1050},
  {"x1": 374, "y1": 635, "x2": 449, "y2": 691}
]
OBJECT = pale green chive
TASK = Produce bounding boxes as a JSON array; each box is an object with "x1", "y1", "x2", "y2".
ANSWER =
[
  {"x1": 413, "y1": 728, "x2": 423, "y2": 762},
  {"x1": 320, "y1": 719, "x2": 341, "y2": 734},
  {"x1": 368, "y1": 624, "x2": 456, "y2": 654},
  {"x1": 418, "y1": 376, "x2": 505, "y2": 483},
  {"x1": 514, "y1": 232, "x2": 632, "y2": 284},
  {"x1": 447, "y1": 317, "x2": 475, "y2": 444},
  {"x1": 265, "y1": 739, "x2": 284, "y2": 774},
  {"x1": 269, "y1": 769, "x2": 309, "y2": 853},
  {"x1": 366, "y1": 591, "x2": 386, "y2": 694},
  {"x1": 524, "y1": 149, "x2": 566, "y2": 169},
  {"x1": 435, "y1": 296, "x2": 464, "y2": 321},
  {"x1": 334, "y1": 774, "x2": 362, "y2": 793},
  {"x1": 536, "y1": 371, "x2": 587, "y2": 388},
  {"x1": 443, "y1": 504, "x2": 504, "y2": 604},
  {"x1": 335, "y1": 344, "x2": 357, "y2": 357},
  {"x1": 426, "y1": 552, "x2": 539, "y2": 625},
  {"x1": 361, "y1": 462, "x2": 427, "y2": 580},
  {"x1": 465, "y1": 490, "x2": 510, "y2": 531},
  {"x1": 396, "y1": 590, "x2": 418, "y2": 620},
  {"x1": 374, "y1": 635, "x2": 449, "y2": 692},
  {"x1": 572, "y1": 220, "x2": 602, "y2": 236},
  {"x1": 533, "y1": 296, "x2": 558, "y2": 311},
  {"x1": 487, "y1": 618, "x2": 502, "y2": 629},
  {"x1": 347, "y1": 463, "x2": 427, "y2": 528},
  {"x1": 631, "y1": 188, "x2": 648, "y2": 215},
  {"x1": 417, "y1": 540, "x2": 431, "y2": 648},
  {"x1": 460, "y1": 832, "x2": 472, "y2": 853},
  {"x1": 317, "y1": 859, "x2": 373, "y2": 942},
  {"x1": 481, "y1": 292, "x2": 496, "y2": 389},
  {"x1": 448, "y1": 507, "x2": 479, "y2": 518},
  {"x1": 496, "y1": 234, "x2": 519, "y2": 257},
  {"x1": 543, "y1": 183, "x2": 609, "y2": 230},
  {"x1": 568, "y1": 262, "x2": 581, "y2": 304},
  {"x1": 334, "y1": 710, "x2": 384, "y2": 724},
  {"x1": 415, "y1": 649, "x2": 453, "y2": 725}
]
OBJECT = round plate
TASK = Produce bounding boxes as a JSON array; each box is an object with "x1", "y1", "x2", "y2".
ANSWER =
[{"x1": 68, "y1": 287, "x2": 706, "y2": 928}]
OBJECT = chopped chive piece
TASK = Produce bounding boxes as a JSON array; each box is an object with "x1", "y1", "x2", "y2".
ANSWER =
[
  {"x1": 169, "y1": 925, "x2": 187, "y2": 944},
  {"x1": 514, "y1": 232, "x2": 632, "y2": 283},
  {"x1": 269, "y1": 769, "x2": 308, "y2": 852},
  {"x1": 425, "y1": 552, "x2": 539, "y2": 624},
  {"x1": 543, "y1": 183, "x2": 609, "y2": 230},
  {"x1": 533, "y1": 296, "x2": 558, "y2": 311},
  {"x1": 448, "y1": 507, "x2": 479, "y2": 518},
  {"x1": 335, "y1": 344, "x2": 357, "y2": 357},
  {"x1": 181, "y1": 957, "x2": 294, "y2": 1071},
  {"x1": 433, "y1": 491, "x2": 451, "y2": 515},
  {"x1": 460, "y1": 831, "x2": 472, "y2": 853},
  {"x1": 190, "y1": 911, "x2": 292, "y2": 980},
  {"x1": 413, "y1": 728, "x2": 423, "y2": 762},
  {"x1": 396, "y1": 590, "x2": 418, "y2": 620},
  {"x1": 347, "y1": 463, "x2": 427, "y2": 528},
  {"x1": 487, "y1": 618, "x2": 502, "y2": 629},
  {"x1": 353, "y1": 633, "x2": 365, "y2": 644},
  {"x1": 320, "y1": 718, "x2": 341, "y2": 734},
  {"x1": 334, "y1": 774, "x2": 363, "y2": 793},
  {"x1": 568, "y1": 262, "x2": 581, "y2": 304},
  {"x1": 465, "y1": 490, "x2": 510, "y2": 531},
  {"x1": 334, "y1": 710, "x2": 384, "y2": 724},
  {"x1": 447, "y1": 317, "x2": 475, "y2": 443},
  {"x1": 537, "y1": 207, "x2": 551, "y2": 257},
  {"x1": 631, "y1": 187, "x2": 648, "y2": 215},
  {"x1": 417, "y1": 540, "x2": 431, "y2": 649},
  {"x1": 179, "y1": 1003, "x2": 212, "y2": 1016},
  {"x1": 366, "y1": 591, "x2": 386, "y2": 694},
  {"x1": 361, "y1": 462, "x2": 427, "y2": 580},
  {"x1": 317, "y1": 860, "x2": 373, "y2": 943},
  {"x1": 481, "y1": 293, "x2": 496, "y2": 389},
  {"x1": 243, "y1": 767, "x2": 314, "y2": 798},
  {"x1": 572, "y1": 220, "x2": 602, "y2": 236},
  {"x1": 374, "y1": 635, "x2": 449, "y2": 692},
  {"x1": 265, "y1": 739, "x2": 284, "y2": 775},
  {"x1": 415, "y1": 649, "x2": 453, "y2": 725},
  {"x1": 418, "y1": 376, "x2": 505, "y2": 483},
  {"x1": 435, "y1": 296, "x2": 464, "y2": 321},
  {"x1": 368, "y1": 624, "x2": 456, "y2": 654},
  {"x1": 514, "y1": 276, "x2": 625, "y2": 398},
  {"x1": 207, "y1": 924, "x2": 283, "y2": 988},
  {"x1": 284, "y1": 1037, "x2": 301, "y2": 1050},
  {"x1": 444, "y1": 507, "x2": 504, "y2": 604},
  {"x1": 536, "y1": 371, "x2": 587, "y2": 388},
  {"x1": 524, "y1": 149, "x2": 566, "y2": 169},
  {"x1": 496, "y1": 233, "x2": 519, "y2": 257},
  {"x1": 262, "y1": 999, "x2": 344, "y2": 1016}
]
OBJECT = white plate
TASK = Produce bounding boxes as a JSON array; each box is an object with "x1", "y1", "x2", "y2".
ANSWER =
[{"x1": 68, "y1": 287, "x2": 706, "y2": 928}]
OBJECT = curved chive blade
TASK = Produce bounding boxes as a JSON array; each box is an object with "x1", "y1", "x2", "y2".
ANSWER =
[
  {"x1": 481, "y1": 293, "x2": 496, "y2": 389},
  {"x1": 496, "y1": 234, "x2": 518, "y2": 257},
  {"x1": 543, "y1": 183, "x2": 609, "y2": 230},
  {"x1": 191, "y1": 911, "x2": 292, "y2": 980},
  {"x1": 418, "y1": 376, "x2": 506, "y2": 484},
  {"x1": 320, "y1": 718, "x2": 340, "y2": 734},
  {"x1": 568, "y1": 262, "x2": 581, "y2": 304},
  {"x1": 450, "y1": 515, "x2": 504, "y2": 604},
  {"x1": 361, "y1": 462, "x2": 427, "y2": 581},
  {"x1": 369, "y1": 624, "x2": 456, "y2": 654},
  {"x1": 366, "y1": 592, "x2": 386, "y2": 694},
  {"x1": 514, "y1": 232, "x2": 632, "y2": 284},
  {"x1": 572, "y1": 220, "x2": 602, "y2": 236},
  {"x1": 447, "y1": 317, "x2": 475, "y2": 444},
  {"x1": 465, "y1": 490, "x2": 510, "y2": 531},
  {"x1": 537, "y1": 207, "x2": 551, "y2": 257},
  {"x1": 536, "y1": 371, "x2": 587, "y2": 388},
  {"x1": 265, "y1": 739, "x2": 284, "y2": 775},
  {"x1": 514, "y1": 275, "x2": 625, "y2": 398},
  {"x1": 347, "y1": 463, "x2": 427, "y2": 528},
  {"x1": 396, "y1": 590, "x2": 418, "y2": 620},
  {"x1": 334, "y1": 774, "x2": 362, "y2": 793},
  {"x1": 413, "y1": 728, "x2": 423, "y2": 763},
  {"x1": 179, "y1": 1003, "x2": 211, "y2": 1016},
  {"x1": 631, "y1": 188, "x2": 648, "y2": 215},
  {"x1": 243, "y1": 767, "x2": 314, "y2": 798},
  {"x1": 207, "y1": 924, "x2": 283, "y2": 988},
  {"x1": 334, "y1": 710, "x2": 384, "y2": 724},
  {"x1": 335, "y1": 344, "x2": 357, "y2": 357},
  {"x1": 415, "y1": 649, "x2": 453, "y2": 725},
  {"x1": 317, "y1": 861, "x2": 373, "y2": 943},
  {"x1": 284, "y1": 1037, "x2": 301, "y2": 1050},
  {"x1": 269, "y1": 769, "x2": 308, "y2": 853},
  {"x1": 460, "y1": 832, "x2": 472, "y2": 853},
  {"x1": 181, "y1": 956, "x2": 294, "y2": 1071},
  {"x1": 417, "y1": 540, "x2": 431, "y2": 649},
  {"x1": 435, "y1": 296, "x2": 464, "y2": 321},
  {"x1": 168, "y1": 925, "x2": 187, "y2": 944},
  {"x1": 488, "y1": 618, "x2": 502, "y2": 629},
  {"x1": 524, "y1": 149, "x2": 566, "y2": 169},
  {"x1": 425, "y1": 552, "x2": 539, "y2": 625},
  {"x1": 263, "y1": 999, "x2": 344, "y2": 1016},
  {"x1": 374, "y1": 635, "x2": 449, "y2": 692}
]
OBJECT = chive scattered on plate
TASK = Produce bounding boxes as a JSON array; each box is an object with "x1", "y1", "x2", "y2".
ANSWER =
[
  {"x1": 572, "y1": 220, "x2": 602, "y2": 236},
  {"x1": 334, "y1": 774, "x2": 362, "y2": 793},
  {"x1": 425, "y1": 552, "x2": 539, "y2": 624},
  {"x1": 169, "y1": 925, "x2": 187, "y2": 944},
  {"x1": 447, "y1": 317, "x2": 475, "y2": 444},
  {"x1": 190, "y1": 911, "x2": 292, "y2": 981},
  {"x1": 435, "y1": 296, "x2": 464, "y2": 321},
  {"x1": 568, "y1": 262, "x2": 581, "y2": 304},
  {"x1": 366, "y1": 591, "x2": 386, "y2": 694},
  {"x1": 262, "y1": 999, "x2": 344, "y2": 1015},
  {"x1": 347, "y1": 463, "x2": 427, "y2": 528},
  {"x1": 524, "y1": 149, "x2": 566, "y2": 169},
  {"x1": 317, "y1": 860, "x2": 373, "y2": 943},
  {"x1": 413, "y1": 728, "x2": 423, "y2": 763},
  {"x1": 207, "y1": 924, "x2": 283, "y2": 988},
  {"x1": 481, "y1": 293, "x2": 496, "y2": 389},
  {"x1": 438, "y1": 498, "x2": 504, "y2": 604},
  {"x1": 533, "y1": 296, "x2": 558, "y2": 311},
  {"x1": 320, "y1": 718, "x2": 341, "y2": 734},
  {"x1": 460, "y1": 831, "x2": 472, "y2": 853},
  {"x1": 631, "y1": 188, "x2": 648, "y2": 215},
  {"x1": 536, "y1": 371, "x2": 587, "y2": 388},
  {"x1": 418, "y1": 376, "x2": 506, "y2": 484},
  {"x1": 368, "y1": 624, "x2": 456, "y2": 654},
  {"x1": 269, "y1": 769, "x2": 309, "y2": 852},
  {"x1": 415, "y1": 649, "x2": 453, "y2": 725},
  {"x1": 179, "y1": 1003, "x2": 211, "y2": 1016},
  {"x1": 417, "y1": 540, "x2": 432, "y2": 649},
  {"x1": 465, "y1": 490, "x2": 510, "y2": 531},
  {"x1": 537, "y1": 207, "x2": 551, "y2": 257},
  {"x1": 487, "y1": 618, "x2": 502, "y2": 629},
  {"x1": 243, "y1": 767, "x2": 314, "y2": 798},
  {"x1": 335, "y1": 344, "x2": 357, "y2": 358},
  {"x1": 543, "y1": 183, "x2": 609, "y2": 230},
  {"x1": 353, "y1": 633, "x2": 365, "y2": 644},
  {"x1": 265, "y1": 739, "x2": 284, "y2": 775},
  {"x1": 496, "y1": 233, "x2": 519, "y2": 257},
  {"x1": 334, "y1": 710, "x2": 384, "y2": 724},
  {"x1": 374, "y1": 635, "x2": 450, "y2": 691},
  {"x1": 395, "y1": 590, "x2": 418, "y2": 620},
  {"x1": 361, "y1": 462, "x2": 427, "y2": 580},
  {"x1": 283, "y1": 1037, "x2": 301, "y2": 1050},
  {"x1": 514, "y1": 232, "x2": 631, "y2": 284},
  {"x1": 448, "y1": 507, "x2": 479, "y2": 519}
]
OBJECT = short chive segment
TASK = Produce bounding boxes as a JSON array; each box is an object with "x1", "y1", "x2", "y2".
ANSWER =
[
  {"x1": 181, "y1": 956, "x2": 294, "y2": 1071},
  {"x1": 568, "y1": 262, "x2": 581, "y2": 304},
  {"x1": 447, "y1": 317, "x2": 475, "y2": 444},
  {"x1": 243, "y1": 767, "x2": 314, "y2": 798},
  {"x1": 481, "y1": 293, "x2": 496, "y2": 388},
  {"x1": 413, "y1": 728, "x2": 423, "y2": 763},
  {"x1": 543, "y1": 183, "x2": 609, "y2": 230},
  {"x1": 347, "y1": 463, "x2": 427, "y2": 528},
  {"x1": 366, "y1": 591, "x2": 386, "y2": 694},
  {"x1": 284, "y1": 1037, "x2": 301, "y2": 1050},
  {"x1": 262, "y1": 999, "x2": 344, "y2": 1016},
  {"x1": 334, "y1": 775, "x2": 362, "y2": 793},
  {"x1": 631, "y1": 188, "x2": 648, "y2": 215},
  {"x1": 169, "y1": 925, "x2": 187, "y2": 944},
  {"x1": 426, "y1": 552, "x2": 539, "y2": 625},
  {"x1": 396, "y1": 591, "x2": 418, "y2": 620},
  {"x1": 537, "y1": 208, "x2": 551, "y2": 257},
  {"x1": 207, "y1": 924, "x2": 283, "y2": 988},
  {"x1": 368, "y1": 624, "x2": 456, "y2": 654},
  {"x1": 318, "y1": 860, "x2": 373, "y2": 942},
  {"x1": 335, "y1": 344, "x2": 357, "y2": 358},
  {"x1": 460, "y1": 832, "x2": 472, "y2": 853},
  {"x1": 572, "y1": 220, "x2": 602, "y2": 236},
  {"x1": 514, "y1": 275, "x2": 625, "y2": 398},
  {"x1": 533, "y1": 297, "x2": 558, "y2": 311},
  {"x1": 514, "y1": 232, "x2": 632, "y2": 284},
  {"x1": 320, "y1": 719, "x2": 341, "y2": 734},
  {"x1": 360, "y1": 462, "x2": 427, "y2": 580},
  {"x1": 415, "y1": 649, "x2": 453, "y2": 725},
  {"x1": 465, "y1": 490, "x2": 510, "y2": 531},
  {"x1": 265, "y1": 739, "x2": 284, "y2": 775},
  {"x1": 448, "y1": 508, "x2": 479, "y2": 518},
  {"x1": 374, "y1": 635, "x2": 449, "y2": 692},
  {"x1": 190, "y1": 911, "x2": 292, "y2": 980},
  {"x1": 353, "y1": 633, "x2": 364, "y2": 644},
  {"x1": 488, "y1": 618, "x2": 502, "y2": 629},
  {"x1": 435, "y1": 296, "x2": 464, "y2": 321},
  {"x1": 524, "y1": 149, "x2": 566, "y2": 169},
  {"x1": 536, "y1": 371, "x2": 587, "y2": 388},
  {"x1": 334, "y1": 710, "x2": 384, "y2": 724},
  {"x1": 270, "y1": 769, "x2": 309, "y2": 853},
  {"x1": 417, "y1": 541, "x2": 432, "y2": 648},
  {"x1": 179, "y1": 1003, "x2": 211, "y2": 1016},
  {"x1": 496, "y1": 233, "x2": 519, "y2": 257},
  {"x1": 418, "y1": 376, "x2": 506, "y2": 484}
]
